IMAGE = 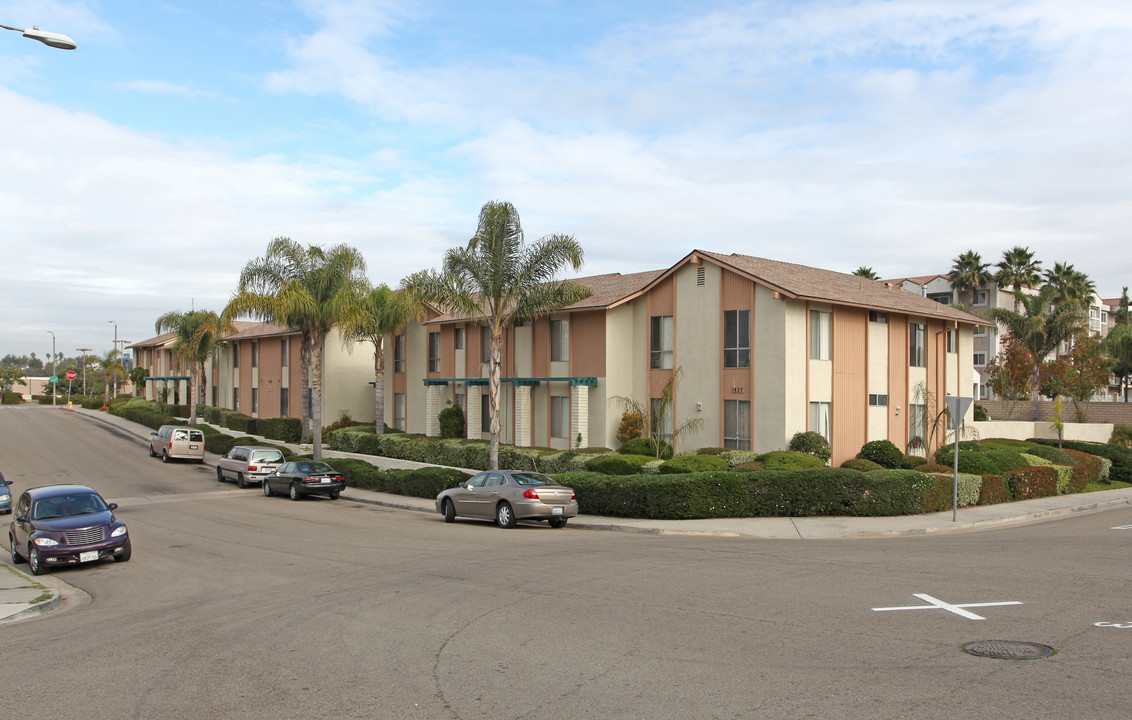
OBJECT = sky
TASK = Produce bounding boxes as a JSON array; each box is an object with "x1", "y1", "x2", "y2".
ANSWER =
[{"x1": 2, "y1": 0, "x2": 1131, "y2": 362}]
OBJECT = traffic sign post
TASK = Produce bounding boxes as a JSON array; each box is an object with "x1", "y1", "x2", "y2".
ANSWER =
[{"x1": 944, "y1": 396, "x2": 974, "y2": 521}]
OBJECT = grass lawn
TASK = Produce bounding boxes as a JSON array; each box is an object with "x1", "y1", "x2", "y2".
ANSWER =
[{"x1": 1084, "y1": 479, "x2": 1132, "y2": 493}]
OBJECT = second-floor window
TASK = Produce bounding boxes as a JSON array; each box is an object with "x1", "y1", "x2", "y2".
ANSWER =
[
  {"x1": 910, "y1": 322, "x2": 926, "y2": 367},
  {"x1": 282, "y1": 337, "x2": 289, "y2": 367},
  {"x1": 724, "y1": 310, "x2": 750, "y2": 368},
  {"x1": 946, "y1": 329, "x2": 957, "y2": 353},
  {"x1": 481, "y1": 325, "x2": 491, "y2": 364},
  {"x1": 454, "y1": 327, "x2": 465, "y2": 350},
  {"x1": 650, "y1": 315, "x2": 673, "y2": 370},
  {"x1": 233, "y1": 342, "x2": 240, "y2": 368},
  {"x1": 428, "y1": 332, "x2": 440, "y2": 373},
  {"x1": 551, "y1": 319, "x2": 569, "y2": 362},
  {"x1": 810, "y1": 310, "x2": 831, "y2": 360},
  {"x1": 394, "y1": 335, "x2": 405, "y2": 373},
  {"x1": 251, "y1": 341, "x2": 258, "y2": 368},
  {"x1": 974, "y1": 352, "x2": 987, "y2": 366}
]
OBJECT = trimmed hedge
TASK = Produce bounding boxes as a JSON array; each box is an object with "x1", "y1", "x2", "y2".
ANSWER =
[
  {"x1": 658, "y1": 454, "x2": 729, "y2": 474},
  {"x1": 922, "y1": 473, "x2": 983, "y2": 512},
  {"x1": 857, "y1": 440, "x2": 904, "y2": 469},
  {"x1": 585, "y1": 454, "x2": 657, "y2": 475},
  {"x1": 1005, "y1": 466, "x2": 1060, "y2": 500},
  {"x1": 1029, "y1": 439, "x2": 1132, "y2": 484},
  {"x1": 978, "y1": 450, "x2": 1032, "y2": 473},
  {"x1": 978, "y1": 474, "x2": 1010, "y2": 505},
  {"x1": 618, "y1": 437, "x2": 673, "y2": 460},
  {"x1": 759, "y1": 451, "x2": 827, "y2": 470},
  {"x1": 841, "y1": 458, "x2": 884, "y2": 472}
]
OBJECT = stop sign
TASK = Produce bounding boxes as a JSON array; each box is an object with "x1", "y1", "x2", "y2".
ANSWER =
[{"x1": 66, "y1": 370, "x2": 77, "y2": 380}]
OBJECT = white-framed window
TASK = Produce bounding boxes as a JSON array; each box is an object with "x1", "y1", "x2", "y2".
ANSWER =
[
  {"x1": 810, "y1": 310, "x2": 831, "y2": 361},
  {"x1": 428, "y1": 331, "x2": 440, "y2": 373},
  {"x1": 973, "y1": 325, "x2": 987, "y2": 336},
  {"x1": 723, "y1": 399, "x2": 751, "y2": 450},
  {"x1": 909, "y1": 403, "x2": 926, "y2": 445},
  {"x1": 978, "y1": 383, "x2": 989, "y2": 400},
  {"x1": 650, "y1": 397, "x2": 673, "y2": 442},
  {"x1": 910, "y1": 322, "x2": 926, "y2": 367},
  {"x1": 724, "y1": 310, "x2": 750, "y2": 368},
  {"x1": 974, "y1": 352, "x2": 987, "y2": 366},
  {"x1": 946, "y1": 329, "x2": 957, "y2": 353},
  {"x1": 281, "y1": 337, "x2": 289, "y2": 367},
  {"x1": 251, "y1": 387, "x2": 258, "y2": 414},
  {"x1": 481, "y1": 326, "x2": 491, "y2": 364},
  {"x1": 869, "y1": 310, "x2": 888, "y2": 324},
  {"x1": 394, "y1": 335, "x2": 405, "y2": 373},
  {"x1": 650, "y1": 315, "x2": 674, "y2": 370},
  {"x1": 929, "y1": 294, "x2": 951, "y2": 305},
  {"x1": 869, "y1": 394, "x2": 887, "y2": 406},
  {"x1": 280, "y1": 387, "x2": 289, "y2": 416},
  {"x1": 551, "y1": 396, "x2": 570, "y2": 439},
  {"x1": 251, "y1": 340, "x2": 258, "y2": 368},
  {"x1": 233, "y1": 342, "x2": 240, "y2": 368},
  {"x1": 394, "y1": 393, "x2": 406, "y2": 431},
  {"x1": 809, "y1": 401, "x2": 831, "y2": 442},
  {"x1": 551, "y1": 319, "x2": 569, "y2": 363},
  {"x1": 974, "y1": 291, "x2": 988, "y2": 305},
  {"x1": 454, "y1": 327, "x2": 464, "y2": 350}
]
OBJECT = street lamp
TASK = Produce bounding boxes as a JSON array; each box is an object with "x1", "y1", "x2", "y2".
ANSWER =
[
  {"x1": 46, "y1": 329, "x2": 56, "y2": 406},
  {"x1": 76, "y1": 347, "x2": 92, "y2": 396},
  {"x1": 1, "y1": 23, "x2": 76, "y2": 50}
]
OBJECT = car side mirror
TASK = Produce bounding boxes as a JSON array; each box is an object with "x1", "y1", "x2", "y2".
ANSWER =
[
  {"x1": 107, "y1": 502, "x2": 118, "y2": 511},
  {"x1": 150, "y1": 431, "x2": 158, "y2": 436},
  {"x1": 15, "y1": 514, "x2": 27, "y2": 523},
  {"x1": 458, "y1": 481, "x2": 467, "y2": 488}
]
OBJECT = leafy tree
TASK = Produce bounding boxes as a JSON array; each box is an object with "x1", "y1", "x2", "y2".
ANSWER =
[
  {"x1": 612, "y1": 366, "x2": 704, "y2": 457},
  {"x1": 986, "y1": 288, "x2": 1085, "y2": 420},
  {"x1": 1106, "y1": 324, "x2": 1132, "y2": 401},
  {"x1": 0, "y1": 367, "x2": 25, "y2": 395},
  {"x1": 1038, "y1": 334, "x2": 1111, "y2": 420},
  {"x1": 98, "y1": 349, "x2": 126, "y2": 403},
  {"x1": 852, "y1": 266, "x2": 879, "y2": 280},
  {"x1": 1115, "y1": 287, "x2": 1130, "y2": 327},
  {"x1": 154, "y1": 309, "x2": 232, "y2": 424},
  {"x1": 128, "y1": 366, "x2": 149, "y2": 397},
  {"x1": 995, "y1": 246, "x2": 1042, "y2": 312},
  {"x1": 438, "y1": 401, "x2": 465, "y2": 439},
  {"x1": 225, "y1": 237, "x2": 367, "y2": 460},
  {"x1": 949, "y1": 250, "x2": 992, "y2": 307},
  {"x1": 402, "y1": 201, "x2": 590, "y2": 470},
  {"x1": 335, "y1": 283, "x2": 423, "y2": 436}
]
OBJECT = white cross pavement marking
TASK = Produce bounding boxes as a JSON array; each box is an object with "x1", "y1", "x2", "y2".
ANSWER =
[
  {"x1": 1111, "y1": 525, "x2": 1132, "y2": 530},
  {"x1": 872, "y1": 593, "x2": 1023, "y2": 620}
]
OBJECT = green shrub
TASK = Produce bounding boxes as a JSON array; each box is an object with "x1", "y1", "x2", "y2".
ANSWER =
[
  {"x1": 658, "y1": 455, "x2": 729, "y2": 474},
  {"x1": 921, "y1": 473, "x2": 983, "y2": 512},
  {"x1": 978, "y1": 450, "x2": 1032, "y2": 473},
  {"x1": 973, "y1": 403, "x2": 988, "y2": 421},
  {"x1": 932, "y1": 441, "x2": 981, "y2": 464},
  {"x1": 857, "y1": 440, "x2": 904, "y2": 469},
  {"x1": 618, "y1": 437, "x2": 673, "y2": 459},
  {"x1": 224, "y1": 413, "x2": 257, "y2": 435},
  {"x1": 914, "y1": 463, "x2": 953, "y2": 474},
  {"x1": 692, "y1": 447, "x2": 729, "y2": 456},
  {"x1": 978, "y1": 474, "x2": 1010, "y2": 505},
  {"x1": 260, "y1": 417, "x2": 301, "y2": 443},
  {"x1": 1029, "y1": 439, "x2": 1132, "y2": 484},
  {"x1": 1023, "y1": 444, "x2": 1073, "y2": 464},
  {"x1": 2, "y1": 391, "x2": 22, "y2": 404},
  {"x1": 731, "y1": 461, "x2": 764, "y2": 472},
  {"x1": 1061, "y1": 448, "x2": 1103, "y2": 485},
  {"x1": 954, "y1": 451, "x2": 1004, "y2": 475},
  {"x1": 759, "y1": 451, "x2": 827, "y2": 470},
  {"x1": 438, "y1": 402, "x2": 465, "y2": 439},
  {"x1": 328, "y1": 458, "x2": 388, "y2": 490},
  {"x1": 1111, "y1": 423, "x2": 1132, "y2": 447},
  {"x1": 902, "y1": 454, "x2": 926, "y2": 469},
  {"x1": 1005, "y1": 466, "x2": 1060, "y2": 500},
  {"x1": 585, "y1": 454, "x2": 657, "y2": 475},
  {"x1": 840, "y1": 458, "x2": 883, "y2": 472},
  {"x1": 384, "y1": 467, "x2": 473, "y2": 498},
  {"x1": 788, "y1": 431, "x2": 832, "y2": 462}
]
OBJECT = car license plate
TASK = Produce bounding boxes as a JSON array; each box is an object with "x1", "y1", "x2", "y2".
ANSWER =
[
  {"x1": 190, "y1": 445, "x2": 199, "y2": 449},
  {"x1": 552, "y1": 506, "x2": 563, "y2": 515},
  {"x1": 80, "y1": 550, "x2": 99, "y2": 563},
  {"x1": 321, "y1": 478, "x2": 331, "y2": 483}
]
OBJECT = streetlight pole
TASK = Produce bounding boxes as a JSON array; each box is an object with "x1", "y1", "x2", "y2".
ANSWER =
[
  {"x1": 76, "y1": 347, "x2": 92, "y2": 396},
  {"x1": 46, "y1": 330, "x2": 56, "y2": 406},
  {"x1": 1, "y1": 23, "x2": 76, "y2": 49},
  {"x1": 109, "y1": 321, "x2": 118, "y2": 400}
]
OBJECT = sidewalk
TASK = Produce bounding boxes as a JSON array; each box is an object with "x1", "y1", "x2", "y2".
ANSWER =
[{"x1": 2, "y1": 404, "x2": 1130, "y2": 624}]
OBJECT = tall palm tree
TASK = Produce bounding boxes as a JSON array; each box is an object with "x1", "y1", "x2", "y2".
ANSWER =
[
  {"x1": 1115, "y1": 287, "x2": 1130, "y2": 326},
  {"x1": 611, "y1": 366, "x2": 703, "y2": 455},
  {"x1": 402, "y1": 201, "x2": 591, "y2": 470},
  {"x1": 1106, "y1": 324, "x2": 1132, "y2": 402},
  {"x1": 986, "y1": 287, "x2": 1085, "y2": 420},
  {"x1": 995, "y1": 246, "x2": 1042, "y2": 311},
  {"x1": 1043, "y1": 262, "x2": 1095, "y2": 310},
  {"x1": 852, "y1": 266, "x2": 879, "y2": 280},
  {"x1": 224, "y1": 237, "x2": 367, "y2": 459},
  {"x1": 154, "y1": 309, "x2": 232, "y2": 424},
  {"x1": 98, "y1": 349, "x2": 126, "y2": 404},
  {"x1": 335, "y1": 283, "x2": 423, "y2": 435},
  {"x1": 949, "y1": 250, "x2": 992, "y2": 307}
]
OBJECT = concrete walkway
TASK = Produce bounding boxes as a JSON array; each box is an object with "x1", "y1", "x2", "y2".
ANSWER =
[{"x1": 3, "y1": 404, "x2": 1131, "y2": 624}]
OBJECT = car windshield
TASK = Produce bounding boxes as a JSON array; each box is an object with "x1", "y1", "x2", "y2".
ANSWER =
[
  {"x1": 253, "y1": 451, "x2": 284, "y2": 463},
  {"x1": 512, "y1": 473, "x2": 552, "y2": 486},
  {"x1": 33, "y1": 492, "x2": 109, "y2": 519},
  {"x1": 298, "y1": 462, "x2": 334, "y2": 473}
]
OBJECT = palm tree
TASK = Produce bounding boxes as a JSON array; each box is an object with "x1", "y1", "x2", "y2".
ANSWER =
[
  {"x1": 949, "y1": 250, "x2": 992, "y2": 307},
  {"x1": 154, "y1": 309, "x2": 232, "y2": 424},
  {"x1": 98, "y1": 349, "x2": 126, "y2": 404},
  {"x1": 611, "y1": 366, "x2": 703, "y2": 455},
  {"x1": 1044, "y1": 262, "x2": 1095, "y2": 310},
  {"x1": 402, "y1": 201, "x2": 591, "y2": 470},
  {"x1": 224, "y1": 237, "x2": 367, "y2": 460},
  {"x1": 335, "y1": 283, "x2": 423, "y2": 435},
  {"x1": 995, "y1": 246, "x2": 1042, "y2": 311},
  {"x1": 986, "y1": 287, "x2": 1085, "y2": 420},
  {"x1": 1115, "y1": 287, "x2": 1130, "y2": 327},
  {"x1": 852, "y1": 266, "x2": 879, "y2": 280}
]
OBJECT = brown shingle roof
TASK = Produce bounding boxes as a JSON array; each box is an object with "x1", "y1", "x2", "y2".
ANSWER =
[{"x1": 223, "y1": 321, "x2": 297, "y2": 341}]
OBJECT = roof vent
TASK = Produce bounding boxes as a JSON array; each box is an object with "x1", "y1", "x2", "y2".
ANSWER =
[{"x1": 697, "y1": 267, "x2": 706, "y2": 287}]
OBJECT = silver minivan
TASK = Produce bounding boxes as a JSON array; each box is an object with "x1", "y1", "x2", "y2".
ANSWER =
[
  {"x1": 216, "y1": 445, "x2": 286, "y2": 488},
  {"x1": 149, "y1": 425, "x2": 206, "y2": 463}
]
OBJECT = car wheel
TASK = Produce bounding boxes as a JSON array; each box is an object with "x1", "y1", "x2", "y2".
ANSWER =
[
  {"x1": 289, "y1": 483, "x2": 301, "y2": 501},
  {"x1": 496, "y1": 502, "x2": 516, "y2": 529},
  {"x1": 548, "y1": 517, "x2": 568, "y2": 529},
  {"x1": 162, "y1": 450, "x2": 170, "y2": 464},
  {"x1": 263, "y1": 479, "x2": 273, "y2": 497},
  {"x1": 328, "y1": 491, "x2": 340, "y2": 500},
  {"x1": 28, "y1": 546, "x2": 46, "y2": 576},
  {"x1": 114, "y1": 541, "x2": 132, "y2": 563},
  {"x1": 9, "y1": 534, "x2": 24, "y2": 564},
  {"x1": 149, "y1": 444, "x2": 157, "y2": 457},
  {"x1": 443, "y1": 499, "x2": 456, "y2": 523},
  {"x1": 237, "y1": 473, "x2": 247, "y2": 489},
  {"x1": 216, "y1": 467, "x2": 225, "y2": 482}
]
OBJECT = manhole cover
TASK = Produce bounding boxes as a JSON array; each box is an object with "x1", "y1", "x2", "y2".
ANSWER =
[{"x1": 962, "y1": 641, "x2": 1056, "y2": 660}]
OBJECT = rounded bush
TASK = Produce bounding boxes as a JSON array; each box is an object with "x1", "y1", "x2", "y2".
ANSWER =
[
  {"x1": 617, "y1": 437, "x2": 673, "y2": 460},
  {"x1": 978, "y1": 450, "x2": 1031, "y2": 473},
  {"x1": 914, "y1": 463, "x2": 953, "y2": 474},
  {"x1": 760, "y1": 451, "x2": 827, "y2": 470},
  {"x1": 731, "y1": 461, "x2": 764, "y2": 472},
  {"x1": 584, "y1": 454, "x2": 657, "y2": 475},
  {"x1": 658, "y1": 455, "x2": 728, "y2": 474},
  {"x1": 840, "y1": 457, "x2": 883, "y2": 472},
  {"x1": 1023, "y1": 444, "x2": 1073, "y2": 465},
  {"x1": 857, "y1": 440, "x2": 904, "y2": 469},
  {"x1": 933, "y1": 441, "x2": 980, "y2": 465},
  {"x1": 438, "y1": 403, "x2": 465, "y2": 439},
  {"x1": 954, "y1": 451, "x2": 1003, "y2": 475},
  {"x1": 788, "y1": 431, "x2": 832, "y2": 462}
]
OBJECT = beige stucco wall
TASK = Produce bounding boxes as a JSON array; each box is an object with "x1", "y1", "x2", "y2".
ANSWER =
[
  {"x1": 675, "y1": 262, "x2": 720, "y2": 450},
  {"x1": 321, "y1": 326, "x2": 378, "y2": 424},
  {"x1": 867, "y1": 318, "x2": 889, "y2": 441},
  {"x1": 964, "y1": 420, "x2": 1114, "y2": 444},
  {"x1": 603, "y1": 304, "x2": 639, "y2": 449}
]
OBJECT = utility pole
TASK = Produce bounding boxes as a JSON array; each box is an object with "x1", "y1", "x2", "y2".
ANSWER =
[
  {"x1": 46, "y1": 330, "x2": 56, "y2": 406},
  {"x1": 76, "y1": 347, "x2": 92, "y2": 396}
]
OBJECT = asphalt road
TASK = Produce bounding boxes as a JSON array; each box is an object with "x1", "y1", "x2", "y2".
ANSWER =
[{"x1": 2, "y1": 406, "x2": 1130, "y2": 719}]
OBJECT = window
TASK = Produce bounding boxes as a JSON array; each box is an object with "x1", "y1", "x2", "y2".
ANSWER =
[
  {"x1": 978, "y1": 383, "x2": 988, "y2": 400},
  {"x1": 551, "y1": 396, "x2": 570, "y2": 439},
  {"x1": 929, "y1": 294, "x2": 951, "y2": 305},
  {"x1": 723, "y1": 399, "x2": 751, "y2": 450},
  {"x1": 212, "y1": 386, "x2": 218, "y2": 406},
  {"x1": 394, "y1": 393, "x2": 406, "y2": 431},
  {"x1": 551, "y1": 319, "x2": 569, "y2": 362},
  {"x1": 234, "y1": 391, "x2": 239, "y2": 412},
  {"x1": 974, "y1": 291, "x2": 988, "y2": 305},
  {"x1": 973, "y1": 325, "x2": 987, "y2": 336},
  {"x1": 455, "y1": 392, "x2": 465, "y2": 413},
  {"x1": 251, "y1": 387, "x2": 258, "y2": 414},
  {"x1": 394, "y1": 335, "x2": 405, "y2": 373},
  {"x1": 650, "y1": 398, "x2": 673, "y2": 443},
  {"x1": 810, "y1": 310, "x2": 831, "y2": 361},
  {"x1": 909, "y1": 322, "x2": 926, "y2": 367},
  {"x1": 428, "y1": 332, "x2": 440, "y2": 373},
  {"x1": 650, "y1": 316, "x2": 674, "y2": 369},
  {"x1": 946, "y1": 329, "x2": 957, "y2": 353},
  {"x1": 233, "y1": 342, "x2": 239, "y2": 368},
  {"x1": 809, "y1": 401, "x2": 831, "y2": 442},
  {"x1": 481, "y1": 326, "x2": 491, "y2": 363},
  {"x1": 212, "y1": 352, "x2": 218, "y2": 369},
  {"x1": 282, "y1": 337, "x2": 289, "y2": 367},
  {"x1": 909, "y1": 403, "x2": 926, "y2": 445},
  {"x1": 280, "y1": 387, "x2": 289, "y2": 416},
  {"x1": 454, "y1": 327, "x2": 465, "y2": 350},
  {"x1": 973, "y1": 352, "x2": 987, "y2": 366},
  {"x1": 869, "y1": 394, "x2": 887, "y2": 406},
  {"x1": 251, "y1": 341, "x2": 258, "y2": 368},
  {"x1": 481, "y1": 393, "x2": 491, "y2": 433},
  {"x1": 869, "y1": 311, "x2": 888, "y2": 324},
  {"x1": 724, "y1": 310, "x2": 750, "y2": 368},
  {"x1": 1102, "y1": 312, "x2": 1109, "y2": 324}
]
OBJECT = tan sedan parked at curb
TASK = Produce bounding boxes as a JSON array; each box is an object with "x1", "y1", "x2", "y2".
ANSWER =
[{"x1": 436, "y1": 470, "x2": 578, "y2": 528}]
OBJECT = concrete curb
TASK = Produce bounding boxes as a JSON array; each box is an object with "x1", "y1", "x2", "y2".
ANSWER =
[{"x1": 0, "y1": 561, "x2": 63, "y2": 624}]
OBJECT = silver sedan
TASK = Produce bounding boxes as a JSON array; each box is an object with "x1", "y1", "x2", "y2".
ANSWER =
[{"x1": 435, "y1": 470, "x2": 578, "y2": 528}]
